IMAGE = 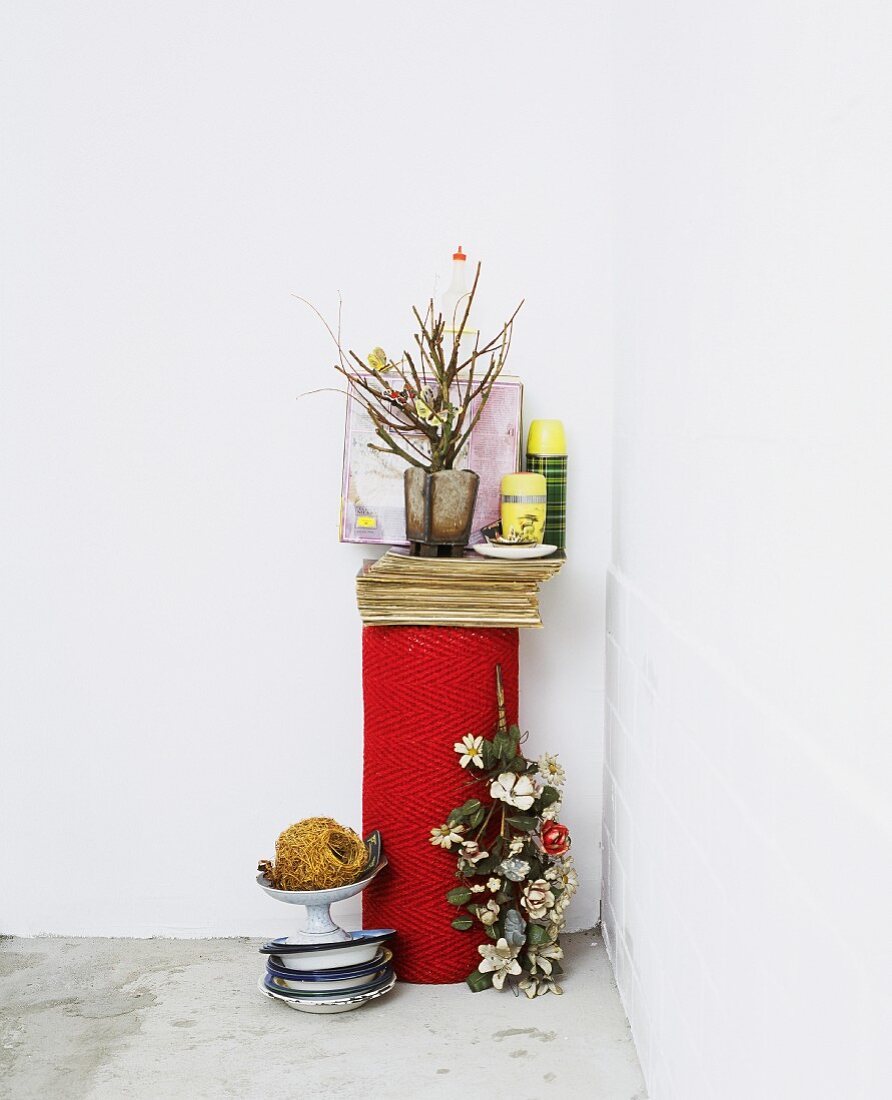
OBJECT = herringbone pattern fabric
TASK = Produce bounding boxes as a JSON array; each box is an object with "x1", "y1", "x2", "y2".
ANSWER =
[{"x1": 362, "y1": 625, "x2": 519, "y2": 984}]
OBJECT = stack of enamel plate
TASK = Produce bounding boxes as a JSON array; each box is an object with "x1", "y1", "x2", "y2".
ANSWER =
[{"x1": 258, "y1": 930, "x2": 397, "y2": 1014}]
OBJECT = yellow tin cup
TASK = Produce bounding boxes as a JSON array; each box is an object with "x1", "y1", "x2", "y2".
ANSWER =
[{"x1": 500, "y1": 472, "x2": 547, "y2": 544}]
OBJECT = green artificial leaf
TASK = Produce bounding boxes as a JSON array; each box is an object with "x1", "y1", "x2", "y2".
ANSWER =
[
  {"x1": 485, "y1": 923, "x2": 498, "y2": 940},
  {"x1": 468, "y1": 805, "x2": 486, "y2": 828},
  {"x1": 507, "y1": 756, "x2": 527, "y2": 773},
  {"x1": 539, "y1": 785, "x2": 561, "y2": 808},
  {"x1": 446, "y1": 807, "x2": 464, "y2": 827},
  {"x1": 461, "y1": 798, "x2": 482, "y2": 815},
  {"x1": 451, "y1": 915, "x2": 474, "y2": 931},
  {"x1": 507, "y1": 815, "x2": 537, "y2": 832},
  {"x1": 526, "y1": 923, "x2": 549, "y2": 946},
  {"x1": 492, "y1": 729, "x2": 517, "y2": 764},
  {"x1": 447, "y1": 887, "x2": 472, "y2": 906},
  {"x1": 466, "y1": 968, "x2": 495, "y2": 993}
]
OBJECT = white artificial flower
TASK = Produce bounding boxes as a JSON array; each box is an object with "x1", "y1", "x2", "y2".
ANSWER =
[
  {"x1": 519, "y1": 974, "x2": 563, "y2": 998},
  {"x1": 459, "y1": 840, "x2": 489, "y2": 864},
  {"x1": 548, "y1": 914, "x2": 567, "y2": 939},
  {"x1": 508, "y1": 836, "x2": 525, "y2": 856},
  {"x1": 553, "y1": 891, "x2": 572, "y2": 914},
  {"x1": 470, "y1": 883, "x2": 487, "y2": 893},
  {"x1": 541, "y1": 801, "x2": 562, "y2": 821},
  {"x1": 526, "y1": 940, "x2": 564, "y2": 976},
  {"x1": 486, "y1": 877, "x2": 502, "y2": 893},
  {"x1": 489, "y1": 771, "x2": 537, "y2": 811},
  {"x1": 478, "y1": 938, "x2": 522, "y2": 990},
  {"x1": 538, "y1": 753, "x2": 566, "y2": 787},
  {"x1": 475, "y1": 898, "x2": 500, "y2": 926},
  {"x1": 545, "y1": 857, "x2": 577, "y2": 888},
  {"x1": 521, "y1": 879, "x2": 556, "y2": 919},
  {"x1": 556, "y1": 861, "x2": 579, "y2": 896},
  {"x1": 454, "y1": 734, "x2": 485, "y2": 769},
  {"x1": 429, "y1": 823, "x2": 465, "y2": 850}
]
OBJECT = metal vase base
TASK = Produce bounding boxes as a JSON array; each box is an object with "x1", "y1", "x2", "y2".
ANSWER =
[
  {"x1": 255, "y1": 858, "x2": 388, "y2": 945},
  {"x1": 404, "y1": 468, "x2": 480, "y2": 555}
]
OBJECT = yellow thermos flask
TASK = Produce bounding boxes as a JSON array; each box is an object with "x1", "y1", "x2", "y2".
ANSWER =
[{"x1": 526, "y1": 420, "x2": 567, "y2": 549}]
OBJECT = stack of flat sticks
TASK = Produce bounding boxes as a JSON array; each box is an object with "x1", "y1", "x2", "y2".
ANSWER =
[{"x1": 355, "y1": 548, "x2": 565, "y2": 628}]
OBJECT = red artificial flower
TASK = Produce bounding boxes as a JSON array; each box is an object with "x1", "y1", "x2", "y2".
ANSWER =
[{"x1": 541, "y1": 821, "x2": 571, "y2": 857}]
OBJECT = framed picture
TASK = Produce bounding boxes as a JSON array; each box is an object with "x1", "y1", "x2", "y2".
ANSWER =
[{"x1": 339, "y1": 376, "x2": 524, "y2": 546}]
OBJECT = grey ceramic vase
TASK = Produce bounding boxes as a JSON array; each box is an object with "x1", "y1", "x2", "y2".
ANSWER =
[{"x1": 404, "y1": 467, "x2": 480, "y2": 555}]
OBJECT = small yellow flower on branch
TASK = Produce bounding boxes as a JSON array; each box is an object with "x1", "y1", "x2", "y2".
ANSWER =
[
  {"x1": 454, "y1": 734, "x2": 485, "y2": 769},
  {"x1": 429, "y1": 823, "x2": 465, "y2": 850},
  {"x1": 367, "y1": 347, "x2": 390, "y2": 372}
]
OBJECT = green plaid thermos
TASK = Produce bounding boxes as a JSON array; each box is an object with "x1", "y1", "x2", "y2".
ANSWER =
[{"x1": 526, "y1": 420, "x2": 567, "y2": 549}]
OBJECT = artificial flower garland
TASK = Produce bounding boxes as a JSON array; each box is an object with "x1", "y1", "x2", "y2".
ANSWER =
[{"x1": 429, "y1": 669, "x2": 578, "y2": 997}]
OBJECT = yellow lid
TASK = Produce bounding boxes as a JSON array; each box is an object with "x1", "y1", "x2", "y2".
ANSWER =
[
  {"x1": 501, "y1": 472, "x2": 547, "y2": 497},
  {"x1": 526, "y1": 419, "x2": 567, "y2": 455}
]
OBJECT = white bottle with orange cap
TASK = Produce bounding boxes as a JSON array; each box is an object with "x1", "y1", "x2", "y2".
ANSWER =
[{"x1": 440, "y1": 244, "x2": 478, "y2": 336}]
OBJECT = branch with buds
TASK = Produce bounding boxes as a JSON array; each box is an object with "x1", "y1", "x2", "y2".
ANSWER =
[{"x1": 296, "y1": 265, "x2": 523, "y2": 473}]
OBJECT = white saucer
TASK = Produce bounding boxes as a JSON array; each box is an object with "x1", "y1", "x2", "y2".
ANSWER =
[
  {"x1": 472, "y1": 543, "x2": 558, "y2": 560},
  {"x1": 258, "y1": 973, "x2": 396, "y2": 1014}
]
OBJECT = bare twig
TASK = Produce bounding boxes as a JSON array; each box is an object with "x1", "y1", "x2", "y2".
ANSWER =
[{"x1": 297, "y1": 269, "x2": 522, "y2": 472}]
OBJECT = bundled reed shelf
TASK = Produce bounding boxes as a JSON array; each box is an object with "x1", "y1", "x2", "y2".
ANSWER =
[{"x1": 355, "y1": 548, "x2": 565, "y2": 629}]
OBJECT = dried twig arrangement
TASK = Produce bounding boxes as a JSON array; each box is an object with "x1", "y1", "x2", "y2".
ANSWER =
[{"x1": 296, "y1": 265, "x2": 523, "y2": 472}]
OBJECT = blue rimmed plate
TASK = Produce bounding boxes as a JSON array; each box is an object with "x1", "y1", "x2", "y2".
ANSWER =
[
  {"x1": 259, "y1": 972, "x2": 396, "y2": 1015},
  {"x1": 259, "y1": 929, "x2": 396, "y2": 971},
  {"x1": 267, "y1": 963, "x2": 391, "y2": 995},
  {"x1": 262, "y1": 967, "x2": 393, "y2": 1001},
  {"x1": 266, "y1": 948, "x2": 391, "y2": 985}
]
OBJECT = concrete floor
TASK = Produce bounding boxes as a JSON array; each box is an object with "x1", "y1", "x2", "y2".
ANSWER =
[{"x1": 0, "y1": 930, "x2": 646, "y2": 1100}]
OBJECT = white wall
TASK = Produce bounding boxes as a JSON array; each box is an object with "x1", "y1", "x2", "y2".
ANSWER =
[
  {"x1": 0, "y1": 3, "x2": 611, "y2": 936},
  {"x1": 603, "y1": 2, "x2": 892, "y2": 1097}
]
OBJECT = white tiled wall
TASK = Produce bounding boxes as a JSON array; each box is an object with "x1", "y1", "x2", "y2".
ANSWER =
[
  {"x1": 603, "y1": 570, "x2": 889, "y2": 1099},
  {"x1": 603, "y1": 4, "x2": 892, "y2": 1095}
]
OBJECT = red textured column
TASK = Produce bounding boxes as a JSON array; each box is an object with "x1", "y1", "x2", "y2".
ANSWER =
[{"x1": 362, "y1": 625, "x2": 519, "y2": 984}]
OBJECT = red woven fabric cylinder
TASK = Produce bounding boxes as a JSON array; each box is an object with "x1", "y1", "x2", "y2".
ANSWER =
[{"x1": 362, "y1": 625, "x2": 519, "y2": 984}]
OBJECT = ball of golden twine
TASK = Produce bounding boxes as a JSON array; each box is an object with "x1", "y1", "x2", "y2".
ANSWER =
[{"x1": 260, "y1": 817, "x2": 367, "y2": 891}]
